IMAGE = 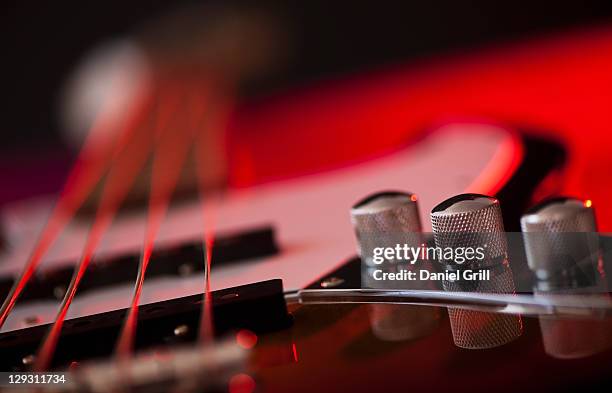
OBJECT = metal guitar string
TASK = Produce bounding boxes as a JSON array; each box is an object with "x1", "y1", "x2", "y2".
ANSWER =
[
  {"x1": 34, "y1": 93, "x2": 158, "y2": 371},
  {"x1": 198, "y1": 174, "x2": 217, "y2": 344},
  {"x1": 0, "y1": 85, "x2": 154, "y2": 329},
  {"x1": 115, "y1": 83, "x2": 193, "y2": 357},
  {"x1": 0, "y1": 74, "x2": 228, "y2": 369},
  {"x1": 195, "y1": 88, "x2": 232, "y2": 344}
]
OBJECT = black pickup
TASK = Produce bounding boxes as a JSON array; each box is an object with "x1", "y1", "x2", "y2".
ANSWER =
[
  {"x1": 0, "y1": 225, "x2": 279, "y2": 304},
  {"x1": 0, "y1": 279, "x2": 292, "y2": 370}
]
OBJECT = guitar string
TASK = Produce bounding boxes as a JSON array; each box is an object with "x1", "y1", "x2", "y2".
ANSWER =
[
  {"x1": 8, "y1": 79, "x2": 225, "y2": 369},
  {"x1": 194, "y1": 87, "x2": 232, "y2": 343},
  {"x1": 110, "y1": 86, "x2": 223, "y2": 392},
  {"x1": 199, "y1": 202, "x2": 216, "y2": 344},
  {"x1": 0, "y1": 88, "x2": 154, "y2": 329},
  {"x1": 115, "y1": 84, "x2": 197, "y2": 357},
  {"x1": 33, "y1": 95, "x2": 158, "y2": 371}
]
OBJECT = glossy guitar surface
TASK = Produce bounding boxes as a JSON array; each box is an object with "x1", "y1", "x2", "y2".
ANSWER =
[{"x1": 2, "y1": 19, "x2": 612, "y2": 393}]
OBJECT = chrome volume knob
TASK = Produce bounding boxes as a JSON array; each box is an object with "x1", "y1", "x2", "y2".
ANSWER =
[
  {"x1": 350, "y1": 191, "x2": 422, "y2": 267},
  {"x1": 431, "y1": 193, "x2": 522, "y2": 349},
  {"x1": 521, "y1": 197, "x2": 602, "y2": 290}
]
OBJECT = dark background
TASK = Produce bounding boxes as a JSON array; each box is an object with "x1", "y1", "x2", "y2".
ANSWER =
[{"x1": 2, "y1": 1, "x2": 612, "y2": 152}]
